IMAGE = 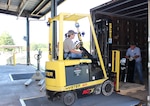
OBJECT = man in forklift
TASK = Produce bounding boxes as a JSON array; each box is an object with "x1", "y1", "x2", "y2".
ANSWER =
[
  {"x1": 63, "y1": 30, "x2": 82, "y2": 59},
  {"x1": 125, "y1": 42, "x2": 144, "y2": 85}
]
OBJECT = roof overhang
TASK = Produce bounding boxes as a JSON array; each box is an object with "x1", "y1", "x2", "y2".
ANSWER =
[
  {"x1": 0, "y1": 0, "x2": 65, "y2": 19},
  {"x1": 90, "y1": 0, "x2": 148, "y2": 21}
]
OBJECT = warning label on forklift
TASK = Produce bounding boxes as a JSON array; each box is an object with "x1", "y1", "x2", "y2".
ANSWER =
[{"x1": 74, "y1": 69, "x2": 81, "y2": 76}]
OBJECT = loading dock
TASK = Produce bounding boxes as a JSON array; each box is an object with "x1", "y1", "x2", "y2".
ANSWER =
[{"x1": 0, "y1": 0, "x2": 149, "y2": 105}]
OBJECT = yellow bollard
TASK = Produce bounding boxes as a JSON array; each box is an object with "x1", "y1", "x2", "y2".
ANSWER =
[
  {"x1": 13, "y1": 53, "x2": 16, "y2": 66},
  {"x1": 112, "y1": 50, "x2": 120, "y2": 92}
]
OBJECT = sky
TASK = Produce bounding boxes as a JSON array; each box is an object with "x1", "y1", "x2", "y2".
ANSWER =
[{"x1": 0, "y1": 0, "x2": 110, "y2": 46}]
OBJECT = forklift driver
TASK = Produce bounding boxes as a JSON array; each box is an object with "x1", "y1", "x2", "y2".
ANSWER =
[{"x1": 63, "y1": 30, "x2": 82, "y2": 59}]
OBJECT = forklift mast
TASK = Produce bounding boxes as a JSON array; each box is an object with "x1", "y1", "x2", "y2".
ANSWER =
[{"x1": 93, "y1": 19, "x2": 112, "y2": 74}]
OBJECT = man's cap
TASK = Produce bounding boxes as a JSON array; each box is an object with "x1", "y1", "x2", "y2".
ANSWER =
[{"x1": 67, "y1": 30, "x2": 77, "y2": 35}]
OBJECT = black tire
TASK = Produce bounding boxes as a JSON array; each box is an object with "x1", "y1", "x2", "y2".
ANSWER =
[
  {"x1": 101, "y1": 80, "x2": 114, "y2": 96},
  {"x1": 61, "y1": 91, "x2": 76, "y2": 106}
]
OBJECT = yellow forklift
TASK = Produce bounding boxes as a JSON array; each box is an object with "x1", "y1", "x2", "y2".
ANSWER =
[{"x1": 45, "y1": 13, "x2": 119, "y2": 106}]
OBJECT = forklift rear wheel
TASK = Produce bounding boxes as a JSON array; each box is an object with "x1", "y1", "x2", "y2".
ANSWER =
[
  {"x1": 61, "y1": 91, "x2": 76, "y2": 106},
  {"x1": 93, "y1": 84, "x2": 102, "y2": 95},
  {"x1": 101, "y1": 80, "x2": 114, "y2": 96}
]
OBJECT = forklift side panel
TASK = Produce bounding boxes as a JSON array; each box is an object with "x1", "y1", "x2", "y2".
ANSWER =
[{"x1": 66, "y1": 65, "x2": 89, "y2": 86}]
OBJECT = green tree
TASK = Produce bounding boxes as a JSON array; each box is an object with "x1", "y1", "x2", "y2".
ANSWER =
[
  {"x1": 31, "y1": 43, "x2": 48, "y2": 51},
  {"x1": 0, "y1": 32, "x2": 15, "y2": 51}
]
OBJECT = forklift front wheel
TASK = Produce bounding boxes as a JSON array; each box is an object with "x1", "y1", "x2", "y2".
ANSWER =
[
  {"x1": 101, "y1": 80, "x2": 114, "y2": 96},
  {"x1": 61, "y1": 91, "x2": 77, "y2": 106}
]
